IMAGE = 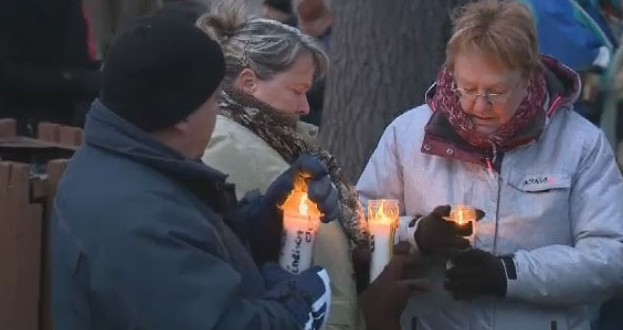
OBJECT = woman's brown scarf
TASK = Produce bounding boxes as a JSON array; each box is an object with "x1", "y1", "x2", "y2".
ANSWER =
[{"x1": 219, "y1": 88, "x2": 370, "y2": 250}]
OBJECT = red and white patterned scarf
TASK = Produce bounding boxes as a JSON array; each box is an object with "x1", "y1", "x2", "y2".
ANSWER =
[{"x1": 429, "y1": 66, "x2": 548, "y2": 151}]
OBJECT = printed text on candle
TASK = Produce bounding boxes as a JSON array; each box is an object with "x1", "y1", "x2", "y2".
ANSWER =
[{"x1": 283, "y1": 228, "x2": 313, "y2": 274}]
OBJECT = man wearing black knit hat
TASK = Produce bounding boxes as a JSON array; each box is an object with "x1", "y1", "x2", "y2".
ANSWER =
[{"x1": 51, "y1": 16, "x2": 341, "y2": 330}]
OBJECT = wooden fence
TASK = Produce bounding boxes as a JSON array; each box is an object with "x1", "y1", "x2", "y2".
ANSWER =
[{"x1": 0, "y1": 119, "x2": 81, "y2": 330}]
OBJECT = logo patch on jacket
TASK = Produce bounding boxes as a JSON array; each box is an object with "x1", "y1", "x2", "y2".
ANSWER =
[
  {"x1": 508, "y1": 169, "x2": 571, "y2": 193},
  {"x1": 523, "y1": 176, "x2": 552, "y2": 187}
]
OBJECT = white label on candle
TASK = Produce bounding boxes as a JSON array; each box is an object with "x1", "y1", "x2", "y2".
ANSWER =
[
  {"x1": 369, "y1": 222, "x2": 396, "y2": 283},
  {"x1": 367, "y1": 199, "x2": 399, "y2": 283},
  {"x1": 279, "y1": 211, "x2": 318, "y2": 275}
]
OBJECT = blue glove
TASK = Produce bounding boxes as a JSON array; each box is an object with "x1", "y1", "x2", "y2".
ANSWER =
[
  {"x1": 262, "y1": 264, "x2": 332, "y2": 330},
  {"x1": 266, "y1": 154, "x2": 340, "y2": 223},
  {"x1": 228, "y1": 155, "x2": 339, "y2": 266}
]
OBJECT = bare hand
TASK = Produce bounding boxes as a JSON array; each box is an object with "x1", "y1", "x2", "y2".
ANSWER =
[{"x1": 360, "y1": 242, "x2": 430, "y2": 330}]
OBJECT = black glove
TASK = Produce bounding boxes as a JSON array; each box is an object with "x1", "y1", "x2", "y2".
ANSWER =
[
  {"x1": 444, "y1": 249, "x2": 508, "y2": 300},
  {"x1": 360, "y1": 242, "x2": 430, "y2": 330},
  {"x1": 231, "y1": 155, "x2": 340, "y2": 266},
  {"x1": 413, "y1": 205, "x2": 484, "y2": 256}
]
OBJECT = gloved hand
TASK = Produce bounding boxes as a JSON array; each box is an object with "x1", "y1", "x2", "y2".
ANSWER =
[
  {"x1": 230, "y1": 155, "x2": 339, "y2": 266},
  {"x1": 444, "y1": 249, "x2": 509, "y2": 300},
  {"x1": 262, "y1": 264, "x2": 331, "y2": 330},
  {"x1": 266, "y1": 154, "x2": 340, "y2": 223},
  {"x1": 360, "y1": 242, "x2": 430, "y2": 330},
  {"x1": 413, "y1": 205, "x2": 484, "y2": 256}
]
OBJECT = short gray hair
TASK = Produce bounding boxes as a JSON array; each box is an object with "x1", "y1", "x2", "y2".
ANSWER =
[{"x1": 197, "y1": 0, "x2": 329, "y2": 85}]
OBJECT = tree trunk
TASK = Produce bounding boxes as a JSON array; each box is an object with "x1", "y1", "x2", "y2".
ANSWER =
[{"x1": 320, "y1": 0, "x2": 470, "y2": 182}]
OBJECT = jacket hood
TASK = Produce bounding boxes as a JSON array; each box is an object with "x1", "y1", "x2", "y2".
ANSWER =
[
  {"x1": 420, "y1": 55, "x2": 582, "y2": 169},
  {"x1": 539, "y1": 56, "x2": 581, "y2": 117}
]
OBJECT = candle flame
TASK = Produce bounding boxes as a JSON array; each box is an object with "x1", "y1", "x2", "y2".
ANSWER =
[
  {"x1": 448, "y1": 206, "x2": 476, "y2": 225},
  {"x1": 280, "y1": 172, "x2": 321, "y2": 217},
  {"x1": 371, "y1": 200, "x2": 394, "y2": 224},
  {"x1": 456, "y1": 210, "x2": 466, "y2": 225},
  {"x1": 299, "y1": 194, "x2": 310, "y2": 215},
  {"x1": 375, "y1": 200, "x2": 386, "y2": 218}
]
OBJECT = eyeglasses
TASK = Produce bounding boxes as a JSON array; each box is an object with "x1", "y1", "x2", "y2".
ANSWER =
[{"x1": 452, "y1": 82, "x2": 516, "y2": 105}]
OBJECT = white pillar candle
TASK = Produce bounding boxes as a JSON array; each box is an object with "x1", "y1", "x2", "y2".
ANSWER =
[
  {"x1": 279, "y1": 187, "x2": 321, "y2": 275},
  {"x1": 368, "y1": 199, "x2": 399, "y2": 283}
]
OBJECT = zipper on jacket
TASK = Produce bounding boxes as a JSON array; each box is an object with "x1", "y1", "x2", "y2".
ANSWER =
[
  {"x1": 489, "y1": 143, "x2": 503, "y2": 254},
  {"x1": 485, "y1": 144, "x2": 498, "y2": 179},
  {"x1": 485, "y1": 158, "x2": 495, "y2": 178}
]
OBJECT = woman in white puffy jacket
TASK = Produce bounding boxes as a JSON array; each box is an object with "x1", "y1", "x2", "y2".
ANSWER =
[{"x1": 356, "y1": 1, "x2": 623, "y2": 329}]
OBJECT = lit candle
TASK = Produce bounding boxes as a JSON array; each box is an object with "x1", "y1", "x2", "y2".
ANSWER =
[
  {"x1": 446, "y1": 205, "x2": 476, "y2": 239},
  {"x1": 445, "y1": 205, "x2": 477, "y2": 269},
  {"x1": 279, "y1": 175, "x2": 321, "y2": 275},
  {"x1": 368, "y1": 199, "x2": 399, "y2": 283}
]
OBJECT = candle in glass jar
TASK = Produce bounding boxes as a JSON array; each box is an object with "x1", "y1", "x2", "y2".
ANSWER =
[
  {"x1": 445, "y1": 205, "x2": 477, "y2": 269},
  {"x1": 368, "y1": 199, "x2": 399, "y2": 282},
  {"x1": 279, "y1": 176, "x2": 321, "y2": 275},
  {"x1": 447, "y1": 205, "x2": 476, "y2": 237}
]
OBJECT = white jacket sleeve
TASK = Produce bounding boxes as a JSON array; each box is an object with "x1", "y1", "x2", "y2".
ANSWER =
[
  {"x1": 357, "y1": 119, "x2": 424, "y2": 254},
  {"x1": 506, "y1": 131, "x2": 623, "y2": 305},
  {"x1": 356, "y1": 122, "x2": 405, "y2": 212}
]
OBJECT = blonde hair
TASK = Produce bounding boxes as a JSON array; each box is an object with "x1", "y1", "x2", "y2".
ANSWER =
[
  {"x1": 446, "y1": 0, "x2": 541, "y2": 77},
  {"x1": 196, "y1": 0, "x2": 329, "y2": 85}
]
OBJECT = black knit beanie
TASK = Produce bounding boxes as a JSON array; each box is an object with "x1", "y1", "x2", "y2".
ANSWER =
[{"x1": 100, "y1": 16, "x2": 225, "y2": 132}]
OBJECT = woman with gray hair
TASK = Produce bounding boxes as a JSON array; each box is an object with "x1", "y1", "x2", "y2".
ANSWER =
[{"x1": 198, "y1": 2, "x2": 429, "y2": 329}]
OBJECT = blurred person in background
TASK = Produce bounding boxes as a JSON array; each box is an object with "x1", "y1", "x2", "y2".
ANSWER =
[
  {"x1": 262, "y1": 0, "x2": 297, "y2": 26},
  {"x1": 295, "y1": 0, "x2": 332, "y2": 127},
  {"x1": 0, "y1": 0, "x2": 101, "y2": 135},
  {"x1": 518, "y1": 0, "x2": 621, "y2": 126},
  {"x1": 153, "y1": 0, "x2": 210, "y2": 23},
  {"x1": 83, "y1": 0, "x2": 162, "y2": 57}
]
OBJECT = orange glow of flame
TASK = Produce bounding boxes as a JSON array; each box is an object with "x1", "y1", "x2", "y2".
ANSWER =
[
  {"x1": 448, "y1": 206, "x2": 476, "y2": 226},
  {"x1": 280, "y1": 174, "x2": 322, "y2": 217},
  {"x1": 371, "y1": 200, "x2": 394, "y2": 225},
  {"x1": 455, "y1": 211, "x2": 466, "y2": 225},
  {"x1": 299, "y1": 194, "x2": 310, "y2": 215}
]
